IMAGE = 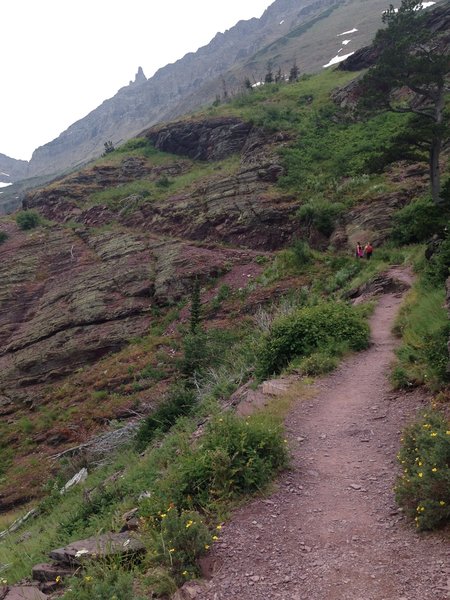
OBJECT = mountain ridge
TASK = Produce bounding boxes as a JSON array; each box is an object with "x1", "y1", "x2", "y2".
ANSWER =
[{"x1": 0, "y1": 0, "x2": 443, "y2": 210}]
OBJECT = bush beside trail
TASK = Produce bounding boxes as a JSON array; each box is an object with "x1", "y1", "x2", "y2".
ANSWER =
[
  {"x1": 256, "y1": 302, "x2": 370, "y2": 379},
  {"x1": 396, "y1": 410, "x2": 450, "y2": 531}
]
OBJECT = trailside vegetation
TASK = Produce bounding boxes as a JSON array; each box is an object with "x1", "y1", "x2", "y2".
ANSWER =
[
  {"x1": 256, "y1": 303, "x2": 370, "y2": 379},
  {"x1": 395, "y1": 410, "x2": 450, "y2": 531}
]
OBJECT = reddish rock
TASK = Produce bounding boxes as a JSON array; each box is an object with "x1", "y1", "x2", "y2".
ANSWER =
[
  {"x1": 2, "y1": 587, "x2": 48, "y2": 600},
  {"x1": 32, "y1": 562, "x2": 79, "y2": 582},
  {"x1": 49, "y1": 532, "x2": 146, "y2": 565}
]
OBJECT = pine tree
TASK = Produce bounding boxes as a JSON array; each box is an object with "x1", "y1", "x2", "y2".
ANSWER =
[
  {"x1": 265, "y1": 62, "x2": 274, "y2": 84},
  {"x1": 289, "y1": 62, "x2": 299, "y2": 83},
  {"x1": 360, "y1": 0, "x2": 449, "y2": 204}
]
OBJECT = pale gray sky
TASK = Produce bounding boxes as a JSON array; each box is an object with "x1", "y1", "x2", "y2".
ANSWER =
[{"x1": 1, "y1": 0, "x2": 271, "y2": 161}]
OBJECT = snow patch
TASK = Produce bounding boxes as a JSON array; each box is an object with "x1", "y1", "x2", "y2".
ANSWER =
[
  {"x1": 280, "y1": 19, "x2": 285, "y2": 24},
  {"x1": 338, "y1": 27, "x2": 358, "y2": 36},
  {"x1": 341, "y1": 39, "x2": 351, "y2": 45},
  {"x1": 323, "y1": 51, "x2": 355, "y2": 68},
  {"x1": 386, "y1": 2, "x2": 435, "y2": 13},
  {"x1": 0, "y1": 172, "x2": 10, "y2": 177},
  {"x1": 252, "y1": 81, "x2": 264, "y2": 88},
  {"x1": 0, "y1": 182, "x2": 12, "y2": 188}
]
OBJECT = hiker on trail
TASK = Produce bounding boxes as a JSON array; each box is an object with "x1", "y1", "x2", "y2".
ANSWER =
[
  {"x1": 364, "y1": 242, "x2": 373, "y2": 260},
  {"x1": 356, "y1": 242, "x2": 363, "y2": 259}
]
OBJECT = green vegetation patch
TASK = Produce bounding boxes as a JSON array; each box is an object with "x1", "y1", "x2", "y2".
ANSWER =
[
  {"x1": 393, "y1": 276, "x2": 449, "y2": 391},
  {"x1": 139, "y1": 412, "x2": 288, "y2": 515},
  {"x1": 256, "y1": 302, "x2": 370, "y2": 379},
  {"x1": 396, "y1": 410, "x2": 450, "y2": 531},
  {"x1": 391, "y1": 197, "x2": 450, "y2": 245},
  {"x1": 15, "y1": 209, "x2": 41, "y2": 230}
]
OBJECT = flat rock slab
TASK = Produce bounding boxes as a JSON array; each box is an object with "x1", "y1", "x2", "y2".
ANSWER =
[
  {"x1": 1, "y1": 587, "x2": 48, "y2": 600},
  {"x1": 261, "y1": 379, "x2": 290, "y2": 397},
  {"x1": 49, "y1": 531, "x2": 145, "y2": 565},
  {"x1": 32, "y1": 562, "x2": 79, "y2": 582}
]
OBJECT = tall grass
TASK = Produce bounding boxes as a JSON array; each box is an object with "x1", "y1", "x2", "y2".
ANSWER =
[{"x1": 393, "y1": 279, "x2": 449, "y2": 390}]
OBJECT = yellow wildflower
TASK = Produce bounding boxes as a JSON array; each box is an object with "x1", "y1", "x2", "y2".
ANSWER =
[
  {"x1": 169, "y1": 548, "x2": 175, "y2": 553},
  {"x1": 439, "y1": 501, "x2": 446, "y2": 506},
  {"x1": 418, "y1": 472, "x2": 423, "y2": 478},
  {"x1": 430, "y1": 432, "x2": 437, "y2": 437},
  {"x1": 84, "y1": 576, "x2": 93, "y2": 582},
  {"x1": 182, "y1": 571, "x2": 189, "y2": 577},
  {"x1": 161, "y1": 513, "x2": 167, "y2": 519},
  {"x1": 205, "y1": 544, "x2": 210, "y2": 550},
  {"x1": 432, "y1": 467, "x2": 438, "y2": 472},
  {"x1": 212, "y1": 535, "x2": 219, "y2": 541},
  {"x1": 216, "y1": 525, "x2": 222, "y2": 530}
]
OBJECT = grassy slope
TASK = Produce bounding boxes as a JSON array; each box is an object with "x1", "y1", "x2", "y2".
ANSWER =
[{"x1": 0, "y1": 63, "x2": 448, "y2": 594}]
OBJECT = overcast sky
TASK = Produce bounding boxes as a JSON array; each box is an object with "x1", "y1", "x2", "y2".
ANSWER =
[{"x1": 1, "y1": 0, "x2": 271, "y2": 161}]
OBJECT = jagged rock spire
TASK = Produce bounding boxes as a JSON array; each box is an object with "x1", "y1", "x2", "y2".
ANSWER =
[{"x1": 133, "y1": 66, "x2": 147, "y2": 85}]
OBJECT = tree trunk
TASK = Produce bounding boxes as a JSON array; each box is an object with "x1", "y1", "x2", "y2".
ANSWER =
[
  {"x1": 429, "y1": 134, "x2": 442, "y2": 205},
  {"x1": 429, "y1": 86, "x2": 445, "y2": 205}
]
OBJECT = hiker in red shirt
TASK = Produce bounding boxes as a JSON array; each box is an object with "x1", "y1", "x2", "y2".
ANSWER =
[
  {"x1": 364, "y1": 242, "x2": 373, "y2": 260},
  {"x1": 355, "y1": 242, "x2": 363, "y2": 259}
]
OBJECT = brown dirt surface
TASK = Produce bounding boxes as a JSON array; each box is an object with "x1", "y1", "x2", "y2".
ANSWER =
[{"x1": 197, "y1": 268, "x2": 450, "y2": 600}]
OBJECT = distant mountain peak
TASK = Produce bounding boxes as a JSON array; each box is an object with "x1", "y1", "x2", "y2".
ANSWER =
[{"x1": 130, "y1": 66, "x2": 147, "y2": 86}]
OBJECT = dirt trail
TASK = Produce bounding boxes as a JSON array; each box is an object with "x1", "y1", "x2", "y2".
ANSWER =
[{"x1": 197, "y1": 268, "x2": 450, "y2": 600}]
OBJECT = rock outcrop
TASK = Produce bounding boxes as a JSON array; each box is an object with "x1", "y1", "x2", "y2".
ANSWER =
[{"x1": 0, "y1": 153, "x2": 29, "y2": 182}]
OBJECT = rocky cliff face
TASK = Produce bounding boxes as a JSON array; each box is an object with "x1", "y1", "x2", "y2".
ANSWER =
[
  {"x1": 0, "y1": 114, "x2": 306, "y2": 507},
  {"x1": 0, "y1": 153, "x2": 29, "y2": 182},
  {"x1": 6, "y1": 117, "x2": 296, "y2": 404}
]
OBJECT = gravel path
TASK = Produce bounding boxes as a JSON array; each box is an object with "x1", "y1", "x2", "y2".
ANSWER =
[{"x1": 196, "y1": 269, "x2": 450, "y2": 600}]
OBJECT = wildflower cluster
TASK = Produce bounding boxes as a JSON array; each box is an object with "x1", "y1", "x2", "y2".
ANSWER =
[
  {"x1": 395, "y1": 410, "x2": 450, "y2": 530},
  {"x1": 141, "y1": 507, "x2": 212, "y2": 583}
]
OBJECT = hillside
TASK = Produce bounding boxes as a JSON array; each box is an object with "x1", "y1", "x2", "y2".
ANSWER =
[
  {"x1": 2, "y1": 0, "x2": 443, "y2": 202},
  {"x1": 0, "y1": 5, "x2": 448, "y2": 596}
]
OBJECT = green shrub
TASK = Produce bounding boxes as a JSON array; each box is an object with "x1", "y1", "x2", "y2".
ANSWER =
[
  {"x1": 425, "y1": 235, "x2": 450, "y2": 285},
  {"x1": 181, "y1": 331, "x2": 208, "y2": 378},
  {"x1": 391, "y1": 198, "x2": 448, "y2": 244},
  {"x1": 146, "y1": 413, "x2": 287, "y2": 512},
  {"x1": 62, "y1": 563, "x2": 144, "y2": 600},
  {"x1": 390, "y1": 364, "x2": 414, "y2": 389},
  {"x1": 138, "y1": 364, "x2": 166, "y2": 382},
  {"x1": 144, "y1": 508, "x2": 212, "y2": 582},
  {"x1": 296, "y1": 351, "x2": 339, "y2": 376},
  {"x1": 297, "y1": 200, "x2": 345, "y2": 237},
  {"x1": 155, "y1": 176, "x2": 172, "y2": 188},
  {"x1": 16, "y1": 210, "x2": 41, "y2": 230},
  {"x1": 0, "y1": 231, "x2": 8, "y2": 244},
  {"x1": 422, "y1": 323, "x2": 450, "y2": 386},
  {"x1": 135, "y1": 385, "x2": 197, "y2": 451},
  {"x1": 117, "y1": 137, "x2": 150, "y2": 153},
  {"x1": 59, "y1": 484, "x2": 126, "y2": 536},
  {"x1": 291, "y1": 239, "x2": 313, "y2": 266},
  {"x1": 395, "y1": 410, "x2": 450, "y2": 531},
  {"x1": 393, "y1": 282, "x2": 449, "y2": 390},
  {"x1": 256, "y1": 302, "x2": 370, "y2": 378}
]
